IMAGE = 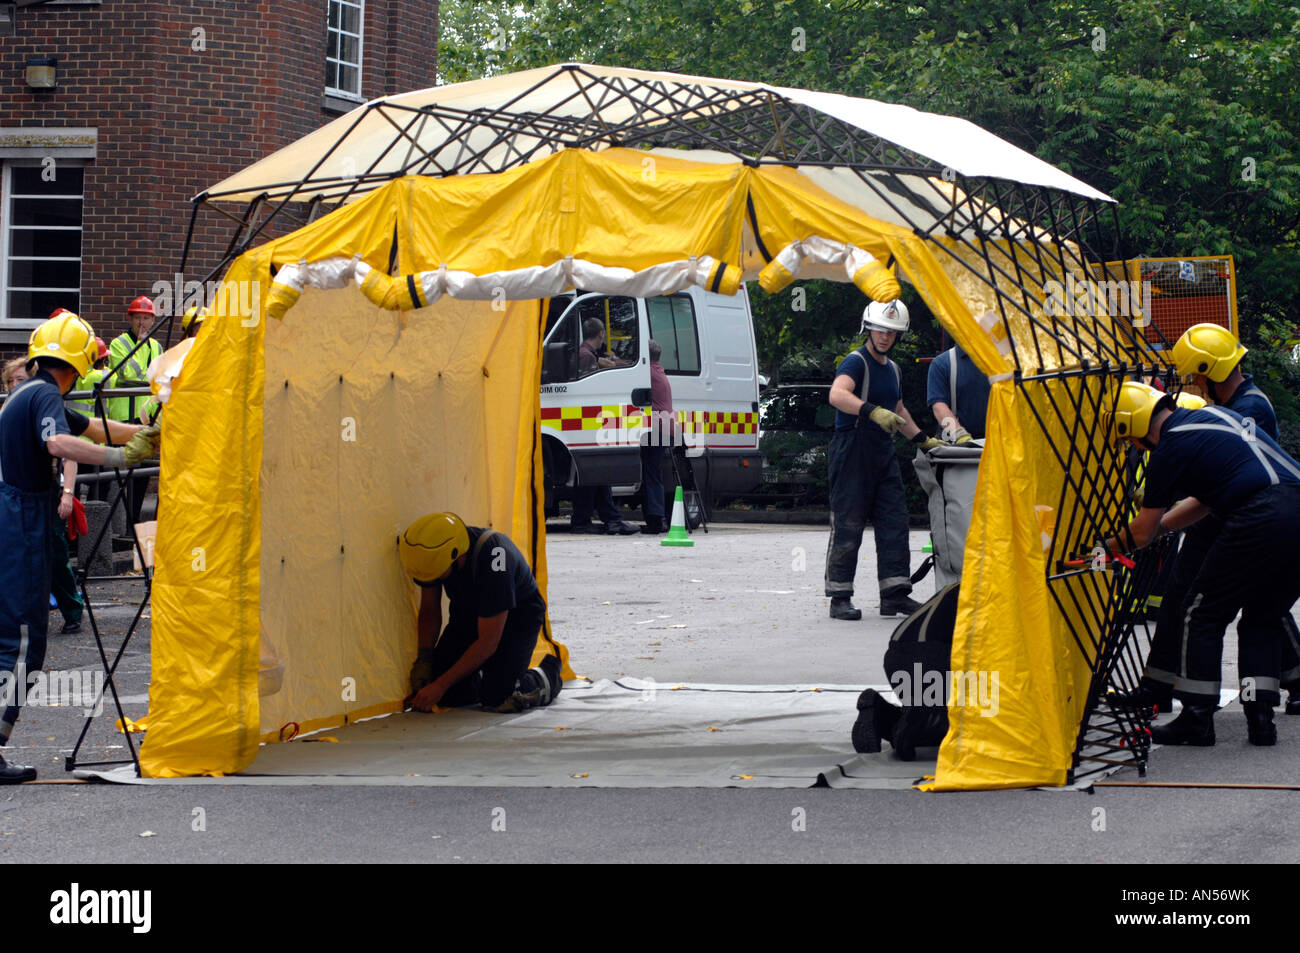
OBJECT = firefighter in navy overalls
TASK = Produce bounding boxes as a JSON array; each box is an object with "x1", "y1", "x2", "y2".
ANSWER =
[
  {"x1": 1114, "y1": 323, "x2": 1300, "y2": 720},
  {"x1": 0, "y1": 312, "x2": 158, "y2": 783},
  {"x1": 1106, "y1": 381, "x2": 1300, "y2": 747},
  {"x1": 824, "y1": 300, "x2": 944, "y2": 621}
]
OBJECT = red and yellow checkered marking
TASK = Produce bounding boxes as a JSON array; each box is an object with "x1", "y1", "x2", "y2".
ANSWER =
[
  {"x1": 681, "y1": 410, "x2": 757, "y2": 435},
  {"x1": 540, "y1": 406, "x2": 756, "y2": 434},
  {"x1": 540, "y1": 405, "x2": 645, "y2": 432}
]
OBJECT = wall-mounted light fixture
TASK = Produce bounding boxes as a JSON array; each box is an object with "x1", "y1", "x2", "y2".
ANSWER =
[{"x1": 25, "y1": 55, "x2": 57, "y2": 89}]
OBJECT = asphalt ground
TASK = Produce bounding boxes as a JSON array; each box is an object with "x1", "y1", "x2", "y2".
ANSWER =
[{"x1": 4, "y1": 522, "x2": 1297, "y2": 881}]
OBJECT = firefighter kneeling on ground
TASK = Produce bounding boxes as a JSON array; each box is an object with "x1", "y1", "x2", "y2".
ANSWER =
[
  {"x1": 401, "y1": 513, "x2": 562, "y2": 714},
  {"x1": 1105, "y1": 381, "x2": 1300, "y2": 747}
]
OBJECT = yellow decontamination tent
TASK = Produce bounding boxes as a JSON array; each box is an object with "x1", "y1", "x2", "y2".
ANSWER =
[{"x1": 142, "y1": 65, "x2": 1162, "y2": 787}]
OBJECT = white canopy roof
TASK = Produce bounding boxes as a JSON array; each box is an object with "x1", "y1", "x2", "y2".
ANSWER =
[{"x1": 204, "y1": 63, "x2": 1113, "y2": 211}]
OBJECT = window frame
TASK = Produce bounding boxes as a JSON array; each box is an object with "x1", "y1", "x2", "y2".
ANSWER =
[
  {"x1": 542, "y1": 292, "x2": 641, "y2": 383},
  {"x1": 647, "y1": 293, "x2": 702, "y2": 377},
  {"x1": 0, "y1": 159, "x2": 84, "y2": 330},
  {"x1": 325, "y1": 0, "x2": 365, "y2": 102}
]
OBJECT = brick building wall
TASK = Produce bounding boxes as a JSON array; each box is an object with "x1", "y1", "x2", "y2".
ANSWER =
[{"x1": 0, "y1": 0, "x2": 437, "y2": 359}]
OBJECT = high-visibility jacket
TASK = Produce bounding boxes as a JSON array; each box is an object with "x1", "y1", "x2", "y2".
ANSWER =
[
  {"x1": 107, "y1": 333, "x2": 162, "y2": 422},
  {"x1": 68, "y1": 368, "x2": 109, "y2": 420}
]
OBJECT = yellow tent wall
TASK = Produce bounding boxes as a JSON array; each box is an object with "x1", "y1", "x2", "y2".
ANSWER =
[
  {"x1": 913, "y1": 239, "x2": 1145, "y2": 789},
  {"x1": 141, "y1": 245, "x2": 562, "y2": 777},
  {"x1": 255, "y1": 286, "x2": 553, "y2": 741},
  {"x1": 141, "y1": 147, "x2": 1126, "y2": 786}
]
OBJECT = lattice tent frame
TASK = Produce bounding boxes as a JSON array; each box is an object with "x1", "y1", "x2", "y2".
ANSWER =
[{"x1": 169, "y1": 64, "x2": 1188, "y2": 785}]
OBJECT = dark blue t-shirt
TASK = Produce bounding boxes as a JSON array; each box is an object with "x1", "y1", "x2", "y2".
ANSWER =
[
  {"x1": 0, "y1": 370, "x2": 89, "y2": 493},
  {"x1": 1144, "y1": 406, "x2": 1300, "y2": 513},
  {"x1": 1224, "y1": 375, "x2": 1277, "y2": 441},
  {"x1": 926, "y1": 346, "x2": 991, "y2": 438},
  {"x1": 441, "y1": 527, "x2": 544, "y2": 622},
  {"x1": 833, "y1": 348, "x2": 902, "y2": 432}
]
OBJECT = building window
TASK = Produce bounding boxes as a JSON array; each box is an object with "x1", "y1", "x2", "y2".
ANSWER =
[
  {"x1": 1, "y1": 161, "x2": 83, "y2": 328},
  {"x1": 326, "y1": 0, "x2": 364, "y2": 100}
]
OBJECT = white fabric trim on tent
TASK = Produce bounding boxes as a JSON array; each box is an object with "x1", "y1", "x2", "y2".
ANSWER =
[{"x1": 203, "y1": 63, "x2": 1112, "y2": 205}]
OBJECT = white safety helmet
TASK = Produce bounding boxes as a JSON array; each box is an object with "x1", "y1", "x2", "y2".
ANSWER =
[{"x1": 860, "y1": 299, "x2": 910, "y2": 336}]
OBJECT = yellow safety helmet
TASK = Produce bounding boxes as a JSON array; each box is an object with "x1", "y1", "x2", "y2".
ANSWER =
[
  {"x1": 400, "y1": 512, "x2": 470, "y2": 584},
  {"x1": 1174, "y1": 392, "x2": 1207, "y2": 410},
  {"x1": 1172, "y1": 323, "x2": 1246, "y2": 383},
  {"x1": 27, "y1": 311, "x2": 97, "y2": 378},
  {"x1": 181, "y1": 305, "x2": 205, "y2": 335},
  {"x1": 1110, "y1": 381, "x2": 1174, "y2": 442}
]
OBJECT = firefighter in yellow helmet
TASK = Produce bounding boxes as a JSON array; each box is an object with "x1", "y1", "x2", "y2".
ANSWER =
[
  {"x1": 181, "y1": 305, "x2": 205, "y2": 339},
  {"x1": 0, "y1": 312, "x2": 160, "y2": 783},
  {"x1": 399, "y1": 513, "x2": 561, "y2": 714},
  {"x1": 1105, "y1": 382, "x2": 1300, "y2": 747},
  {"x1": 1172, "y1": 323, "x2": 1277, "y2": 436},
  {"x1": 1116, "y1": 323, "x2": 1300, "y2": 718}
]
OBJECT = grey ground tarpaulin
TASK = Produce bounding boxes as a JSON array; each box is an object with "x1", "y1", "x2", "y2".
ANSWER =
[{"x1": 77, "y1": 679, "x2": 938, "y2": 788}]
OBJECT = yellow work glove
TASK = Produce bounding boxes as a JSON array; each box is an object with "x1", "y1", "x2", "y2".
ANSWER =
[
  {"x1": 409, "y1": 647, "x2": 436, "y2": 696},
  {"x1": 123, "y1": 424, "x2": 161, "y2": 465},
  {"x1": 103, "y1": 424, "x2": 160, "y2": 468},
  {"x1": 860, "y1": 402, "x2": 905, "y2": 434},
  {"x1": 913, "y1": 435, "x2": 947, "y2": 451},
  {"x1": 950, "y1": 427, "x2": 974, "y2": 445}
]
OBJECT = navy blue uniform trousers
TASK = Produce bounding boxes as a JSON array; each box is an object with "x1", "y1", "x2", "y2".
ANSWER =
[
  {"x1": 1142, "y1": 512, "x2": 1300, "y2": 703},
  {"x1": 0, "y1": 483, "x2": 52, "y2": 746},
  {"x1": 430, "y1": 599, "x2": 548, "y2": 708},
  {"x1": 1172, "y1": 485, "x2": 1300, "y2": 707},
  {"x1": 824, "y1": 426, "x2": 911, "y2": 599}
]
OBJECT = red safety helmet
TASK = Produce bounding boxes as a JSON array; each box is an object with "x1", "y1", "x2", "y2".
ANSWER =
[
  {"x1": 127, "y1": 296, "x2": 157, "y2": 316},
  {"x1": 95, "y1": 336, "x2": 108, "y2": 361}
]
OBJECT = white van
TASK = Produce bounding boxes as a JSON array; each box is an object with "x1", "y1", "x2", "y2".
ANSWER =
[{"x1": 540, "y1": 284, "x2": 762, "y2": 516}]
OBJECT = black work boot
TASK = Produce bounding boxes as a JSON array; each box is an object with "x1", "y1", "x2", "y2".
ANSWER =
[
  {"x1": 1150, "y1": 705, "x2": 1216, "y2": 746},
  {"x1": 880, "y1": 590, "x2": 923, "y2": 617},
  {"x1": 492, "y1": 660, "x2": 560, "y2": 714},
  {"x1": 1106, "y1": 684, "x2": 1173, "y2": 715},
  {"x1": 1243, "y1": 701, "x2": 1277, "y2": 746},
  {"x1": 851, "y1": 688, "x2": 899, "y2": 754},
  {"x1": 0, "y1": 756, "x2": 37, "y2": 784},
  {"x1": 1286, "y1": 691, "x2": 1300, "y2": 717},
  {"x1": 829, "y1": 597, "x2": 861, "y2": 621}
]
